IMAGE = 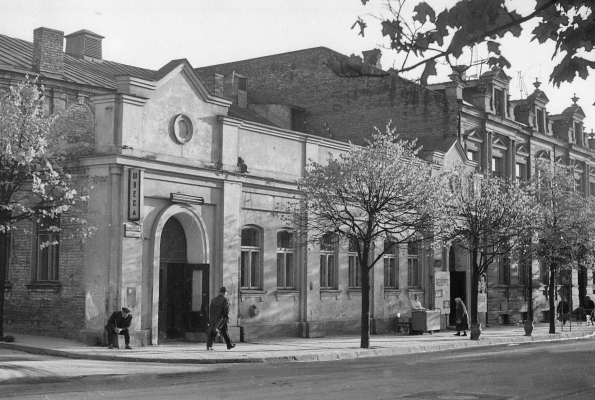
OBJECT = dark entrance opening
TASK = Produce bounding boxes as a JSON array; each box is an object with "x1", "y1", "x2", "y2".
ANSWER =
[
  {"x1": 158, "y1": 217, "x2": 210, "y2": 341},
  {"x1": 450, "y1": 271, "x2": 466, "y2": 326}
]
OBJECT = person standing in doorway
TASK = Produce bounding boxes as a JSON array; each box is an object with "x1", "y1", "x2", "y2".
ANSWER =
[
  {"x1": 454, "y1": 297, "x2": 468, "y2": 337},
  {"x1": 206, "y1": 287, "x2": 235, "y2": 350},
  {"x1": 105, "y1": 307, "x2": 133, "y2": 349}
]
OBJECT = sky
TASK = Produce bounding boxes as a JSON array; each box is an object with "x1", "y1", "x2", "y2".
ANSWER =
[{"x1": 2, "y1": 0, "x2": 594, "y2": 129}]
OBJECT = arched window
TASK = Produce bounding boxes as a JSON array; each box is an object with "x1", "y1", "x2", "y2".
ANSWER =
[
  {"x1": 348, "y1": 239, "x2": 361, "y2": 288},
  {"x1": 383, "y1": 239, "x2": 398, "y2": 289},
  {"x1": 320, "y1": 233, "x2": 337, "y2": 290},
  {"x1": 241, "y1": 226, "x2": 262, "y2": 290},
  {"x1": 277, "y1": 229, "x2": 295, "y2": 289}
]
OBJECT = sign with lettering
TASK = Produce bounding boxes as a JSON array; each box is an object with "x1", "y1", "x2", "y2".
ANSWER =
[{"x1": 128, "y1": 168, "x2": 143, "y2": 221}]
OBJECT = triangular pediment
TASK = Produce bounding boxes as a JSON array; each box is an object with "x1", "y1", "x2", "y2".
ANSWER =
[
  {"x1": 572, "y1": 159, "x2": 584, "y2": 171},
  {"x1": 492, "y1": 136, "x2": 508, "y2": 148},
  {"x1": 464, "y1": 128, "x2": 483, "y2": 143},
  {"x1": 535, "y1": 149, "x2": 550, "y2": 160},
  {"x1": 153, "y1": 59, "x2": 232, "y2": 107},
  {"x1": 527, "y1": 89, "x2": 550, "y2": 104},
  {"x1": 555, "y1": 156, "x2": 566, "y2": 166},
  {"x1": 590, "y1": 166, "x2": 595, "y2": 176},
  {"x1": 516, "y1": 143, "x2": 529, "y2": 156}
]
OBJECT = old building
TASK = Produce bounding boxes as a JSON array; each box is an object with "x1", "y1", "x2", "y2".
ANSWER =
[
  {"x1": 1, "y1": 27, "x2": 471, "y2": 344},
  {"x1": 0, "y1": 26, "x2": 591, "y2": 345},
  {"x1": 196, "y1": 49, "x2": 594, "y2": 328}
]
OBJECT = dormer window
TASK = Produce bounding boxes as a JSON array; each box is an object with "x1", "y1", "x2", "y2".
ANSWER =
[
  {"x1": 536, "y1": 108, "x2": 545, "y2": 133},
  {"x1": 575, "y1": 122, "x2": 583, "y2": 146},
  {"x1": 494, "y1": 89, "x2": 505, "y2": 117}
]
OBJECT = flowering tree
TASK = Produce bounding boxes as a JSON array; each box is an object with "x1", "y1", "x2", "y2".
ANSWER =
[
  {"x1": 0, "y1": 78, "x2": 93, "y2": 339},
  {"x1": 433, "y1": 168, "x2": 539, "y2": 338},
  {"x1": 281, "y1": 124, "x2": 445, "y2": 348},
  {"x1": 527, "y1": 160, "x2": 595, "y2": 334}
]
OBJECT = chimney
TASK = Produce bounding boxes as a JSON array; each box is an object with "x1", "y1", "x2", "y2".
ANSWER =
[
  {"x1": 64, "y1": 29, "x2": 104, "y2": 61},
  {"x1": 223, "y1": 71, "x2": 247, "y2": 108},
  {"x1": 32, "y1": 27, "x2": 64, "y2": 76},
  {"x1": 214, "y1": 73, "x2": 224, "y2": 97}
]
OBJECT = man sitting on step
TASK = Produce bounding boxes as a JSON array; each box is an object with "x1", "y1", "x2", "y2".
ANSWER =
[{"x1": 105, "y1": 307, "x2": 133, "y2": 349}]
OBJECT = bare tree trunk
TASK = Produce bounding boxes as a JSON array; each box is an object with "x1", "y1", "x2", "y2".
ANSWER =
[
  {"x1": 549, "y1": 262, "x2": 556, "y2": 334},
  {"x1": 470, "y1": 248, "x2": 479, "y2": 325},
  {"x1": 360, "y1": 266, "x2": 370, "y2": 349}
]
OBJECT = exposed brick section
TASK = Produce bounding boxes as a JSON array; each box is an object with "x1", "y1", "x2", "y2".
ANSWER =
[
  {"x1": 32, "y1": 27, "x2": 64, "y2": 76},
  {"x1": 196, "y1": 47, "x2": 459, "y2": 145}
]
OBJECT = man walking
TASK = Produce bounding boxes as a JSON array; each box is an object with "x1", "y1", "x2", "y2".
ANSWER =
[
  {"x1": 206, "y1": 287, "x2": 235, "y2": 350},
  {"x1": 105, "y1": 307, "x2": 133, "y2": 349}
]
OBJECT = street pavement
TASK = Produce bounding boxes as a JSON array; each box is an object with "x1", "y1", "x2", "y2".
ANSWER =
[{"x1": 1, "y1": 322, "x2": 593, "y2": 364}]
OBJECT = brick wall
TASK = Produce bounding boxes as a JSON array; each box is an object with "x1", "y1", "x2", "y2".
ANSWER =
[
  {"x1": 32, "y1": 27, "x2": 64, "y2": 76},
  {"x1": 196, "y1": 47, "x2": 459, "y2": 146},
  {"x1": 2, "y1": 92, "x2": 94, "y2": 340}
]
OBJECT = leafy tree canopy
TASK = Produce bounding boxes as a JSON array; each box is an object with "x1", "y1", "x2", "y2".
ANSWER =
[{"x1": 349, "y1": 0, "x2": 595, "y2": 86}]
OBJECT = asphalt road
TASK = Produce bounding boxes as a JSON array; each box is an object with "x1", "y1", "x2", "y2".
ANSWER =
[{"x1": 1, "y1": 339, "x2": 595, "y2": 399}]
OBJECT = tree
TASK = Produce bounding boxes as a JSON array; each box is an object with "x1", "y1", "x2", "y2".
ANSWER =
[
  {"x1": 347, "y1": 0, "x2": 595, "y2": 86},
  {"x1": 0, "y1": 78, "x2": 93, "y2": 340},
  {"x1": 526, "y1": 160, "x2": 595, "y2": 334},
  {"x1": 280, "y1": 124, "x2": 444, "y2": 349},
  {"x1": 433, "y1": 168, "x2": 539, "y2": 338}
]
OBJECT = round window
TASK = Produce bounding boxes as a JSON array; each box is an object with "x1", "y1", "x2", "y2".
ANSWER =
[{"x1": 172, "y1": 114, "x2": 193, "y2": 144}]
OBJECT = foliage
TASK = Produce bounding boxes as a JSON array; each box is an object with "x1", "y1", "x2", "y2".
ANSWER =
[
  {"x1": 279, "y1": 123, "x2": 446, "y2": 348},
  {"x1": 525, "y1": 160, "x2": 595, "y2": 333},
  {"x1": 348, "y1": 0, "x2": 595, "y2": 86},
  {"x1": 433, "y1": 167, "x2": 539, "y2": 327},
  {"x1": 0, "y1": 77, "x2": 94, "y2": 337},
  {"x1": 0, "y1": 77, "x2": 93, "y2": 234}
]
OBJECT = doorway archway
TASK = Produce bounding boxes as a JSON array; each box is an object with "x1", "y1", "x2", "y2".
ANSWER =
[{"x1": 150, "y1": 204, "x2": 209, "y2": 345}]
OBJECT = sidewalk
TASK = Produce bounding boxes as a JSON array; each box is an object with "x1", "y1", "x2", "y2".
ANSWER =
[{"x1": 1, "y1": 323, "x2": 594, "y2": 364}]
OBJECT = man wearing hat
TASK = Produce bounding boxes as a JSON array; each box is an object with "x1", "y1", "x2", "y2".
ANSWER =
[
  {"x1": 206, "y1": 287, "x2": 235, "y2": 350},
  {"x1": 105, "y1": 307, "x2": 133, "y2": 349}
]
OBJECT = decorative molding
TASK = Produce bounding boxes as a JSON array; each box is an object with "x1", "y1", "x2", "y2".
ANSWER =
[
  {"x1": 275, "y1": 290, "x2": 300, "y2": 301},
  {"x1": 320, "y1": 290, "x2": 341, "y2": 300}
]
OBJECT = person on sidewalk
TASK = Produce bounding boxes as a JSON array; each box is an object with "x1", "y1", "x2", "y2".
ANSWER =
[
  {"x1": 584, "y1": 296, "x2": 595, "y2": 325},
  {"x1": 105, "y1": 307, "x2": 133, "y2": 349},
  {"x1": 409, "y1": 294, "x2": 425, "y2": 310},
  {"x1": 557, "y1": 297, "x2": 570, "y2": 325},
  {"x1": 454, "y1": 297, "x2": 468, "y2": 337},
  {"x1": 206, "y1": 286, "x2": 235, "y2": 350}
]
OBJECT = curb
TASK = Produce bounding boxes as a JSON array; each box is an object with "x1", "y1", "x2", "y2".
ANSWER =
[{"x1": 1, "y1": 330, "x2": 593, "y2": 364}]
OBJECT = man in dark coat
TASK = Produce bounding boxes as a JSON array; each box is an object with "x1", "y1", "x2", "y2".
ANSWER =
[
  {"x1": 105, "y1": 307, "x2": 133, "y2": 349},
  {"x1": 454, "y1": 297, "x2": 468, "y2": 337},
  {"x1": 206, "y1": 287, "x2": 235, "y2": 350}
]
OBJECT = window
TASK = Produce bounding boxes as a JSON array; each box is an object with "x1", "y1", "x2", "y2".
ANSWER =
[
  {"x1": 0, "y1": 229, "x2": 10, "y2": 282},
  {"x1": 35, "y1": 217, "x2": 60, "y2": 281},
  {"x1": 516, "y1": 162, "x2": 527, "y2": 182},
  {"x1": 537, "y1": 108, "x2": 545, "y2": 133},
  {"x1": 590, "y1": 182, "x2": 595, "y2": 197},
  {"x1": 497, "y1": 257, "x2": 510, "y2": 285},
  {"x1": 407, "y1": 241, "x2": 420, "y2": 288},
  {"x1": 320, "y1": 233, "x2": 337, "y2": 289},
  {"x1": 276, "y1": 229, "x2": 295, "y2": 289},
  {"x1": 383, "y1": 239, "x2": 399, "y2": 289},
  {"x1": 492, "y1": 157, "x2": 504, "y2": 178},
  {"x1": 241, "y1": 226, "x2": 262, "y2": 290},
  {"x1": 494, "y1": 88, "x2": 505, "y2": 116},
  {"x1": 467, "y1": 150, "x2": 479, "y2": 162},
  {"x1": 575, "y1": 122, "x2": 583, "y2": 145},
  {"x1": 348, "y1": 239, "x2": 362, "y2": 288}
]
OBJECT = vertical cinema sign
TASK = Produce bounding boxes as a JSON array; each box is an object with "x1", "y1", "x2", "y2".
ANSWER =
[{"x1": 128, "y1": 168, "x2": 143, "y2": 221}]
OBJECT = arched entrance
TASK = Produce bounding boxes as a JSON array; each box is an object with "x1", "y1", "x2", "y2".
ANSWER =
[{"x1": 151, "y1": 205, "x2": 210, "y2": 344}]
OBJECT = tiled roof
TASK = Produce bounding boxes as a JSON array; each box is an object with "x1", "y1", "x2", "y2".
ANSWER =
[{"x1": 0, "y1": 33, "x2": 154, "y2": 90}]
